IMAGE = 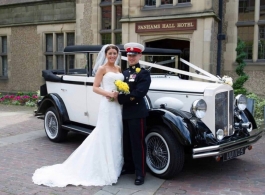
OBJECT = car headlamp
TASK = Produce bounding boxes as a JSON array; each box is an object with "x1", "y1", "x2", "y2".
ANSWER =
[
  {"x1": 216, "y1": 129, "x2": 224, "y2": 140},
  {"x1": 235, "y1": 94, "x2": 247, "y2": 110},
  {"x1": 191, "y1": 99, "x2": 207, "y2": 119}
]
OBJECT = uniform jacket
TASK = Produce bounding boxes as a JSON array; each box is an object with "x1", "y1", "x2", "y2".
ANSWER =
[{"x1": 118, "y1": 63, "x2": 151, "y2": 119}]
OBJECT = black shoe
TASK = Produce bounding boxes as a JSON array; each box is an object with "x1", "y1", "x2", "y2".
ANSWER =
[
  {"x1": 121, "y1": 169, "x2": 135, "y2": 175},
  {"x1": 134, "y1": 176, "x2": 144, "y2": 185}
]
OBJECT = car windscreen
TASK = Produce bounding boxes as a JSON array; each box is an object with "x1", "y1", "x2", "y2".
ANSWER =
[{"x1": 142, "y1": 55, "x2": 179, "y2": 75}]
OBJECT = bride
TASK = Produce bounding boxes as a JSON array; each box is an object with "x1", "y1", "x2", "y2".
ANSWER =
[{"x1": 32, "y1": 44, "x2": 124, "y2": 187}]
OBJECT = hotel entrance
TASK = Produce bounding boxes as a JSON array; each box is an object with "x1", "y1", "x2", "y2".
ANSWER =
[{"x1": 146, "y1": 39, "x2": 190, "y2": 79}]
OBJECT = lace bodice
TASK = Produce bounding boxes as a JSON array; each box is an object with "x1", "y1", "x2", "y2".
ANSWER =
[{"x1": 101, "y1": 72, "x2": 124, "y2": 91}]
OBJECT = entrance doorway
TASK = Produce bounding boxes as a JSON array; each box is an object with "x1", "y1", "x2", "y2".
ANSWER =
[{"x1": 146, "y1": 39, "x2": 190, "y2": 79}]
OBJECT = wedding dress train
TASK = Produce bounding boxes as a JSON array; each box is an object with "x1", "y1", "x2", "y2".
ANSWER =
[{"x1": 32, "y1": 72, "x2": 124, "y2": 187}]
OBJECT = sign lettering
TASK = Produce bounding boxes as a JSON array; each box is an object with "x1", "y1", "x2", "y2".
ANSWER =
[
  {"x1": 135, "y1": 19, "x2": 197, "y2": 33},
  {"x1": 138, "y1": 24, "x2": 160, "y2": 30}
]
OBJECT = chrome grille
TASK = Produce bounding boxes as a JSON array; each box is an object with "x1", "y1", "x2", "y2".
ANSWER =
[
  {"x1": 215, "y1": 92, "x2": 228, "y2": 135},
  {"x1": 215, "y1": 90, "x2": 234, "y2": 137},
  {"x1": 229, "y1": 90, "x2": 234, "y2": 135}
]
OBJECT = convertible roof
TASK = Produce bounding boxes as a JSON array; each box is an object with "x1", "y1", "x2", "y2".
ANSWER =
[{"x1": 64, "y1": 45, "x2": 182, "y2": 55}]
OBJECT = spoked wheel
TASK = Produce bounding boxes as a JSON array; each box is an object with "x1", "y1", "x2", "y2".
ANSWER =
[
  {"x1": 44, "y1": 107, "x2": 67, "y2": 142},
  {"x1": 145, "y1": 125, "x2": 184, "y2": 179}
]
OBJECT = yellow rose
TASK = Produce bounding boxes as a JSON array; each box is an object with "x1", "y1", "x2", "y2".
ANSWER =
[{"x1": 136, "y1": 68, "x2": 141, "y2": 73}]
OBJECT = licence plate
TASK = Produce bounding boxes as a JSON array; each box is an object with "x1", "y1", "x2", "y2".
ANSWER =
[{"x1": 223, "y1": 147, "x2": 245, "y2": 161}]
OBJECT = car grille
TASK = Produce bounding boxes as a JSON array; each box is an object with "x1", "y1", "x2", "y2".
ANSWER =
[{"x1": 215, "y1": 90, "x2": 234, "y2": 136}]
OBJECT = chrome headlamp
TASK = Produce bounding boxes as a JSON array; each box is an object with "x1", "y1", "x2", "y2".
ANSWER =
[
  {"x1": 191, "y1": 99, "x2": 207, "y2": 119},
  {"x1": 216, "y1": 129, "x2": 224, "y2": 140},
  {"x1": 234, "y1": 94, "x2": 247, "y2": 110}
]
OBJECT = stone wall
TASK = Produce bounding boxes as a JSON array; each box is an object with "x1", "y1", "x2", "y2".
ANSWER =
[
  {"x1": 225, "y1": 70, "x2": 265, "y2": 97},
  {"x1": 0, "y1": 0, "x2": 48, "y2": 6},
  {"x1": 0, "y1": 0, "x2": 76, "y2": 93},
  {"x1": 80, "y1": 0, "x2": 93, "y2": 44},
  {"x1": 0, "y1": 0, "x2": 75, "y2": 27},
  {"x1": 0, "y1": 26, "x2": 42, "y2": 93},
  {"x1": 75, "y1": 0, "x2": 94, "y2": 45},
  {"x1": 209, "y1": 19, "x2": 218, "y2": 75}
]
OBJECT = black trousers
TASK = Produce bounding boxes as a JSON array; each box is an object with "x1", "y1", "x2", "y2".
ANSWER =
[{"x1": 123, "y1": 118, "x2": 146, "y2": 177}]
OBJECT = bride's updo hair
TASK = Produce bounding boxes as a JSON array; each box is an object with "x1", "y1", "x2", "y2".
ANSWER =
[{"x1": 105, "y1": 44, "x2": 119, "y2": 54}]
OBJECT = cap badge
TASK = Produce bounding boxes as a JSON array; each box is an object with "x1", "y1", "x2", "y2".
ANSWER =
[{"x1": 130, "y1": 47, "x2": 134, "y2": 51}]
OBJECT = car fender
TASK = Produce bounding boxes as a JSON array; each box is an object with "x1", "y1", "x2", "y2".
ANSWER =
[
  {"x1": 147, "y1": 108, "x2": 193, "y2": 146},
  {"x1": 241, "y1": 109, "x2": 257, "y2": 129},
  {"x1": 36, "y1": 93, "x2": 69, "y2": 123}
]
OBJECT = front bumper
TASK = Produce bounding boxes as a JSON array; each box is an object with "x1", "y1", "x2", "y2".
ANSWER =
[{"x1": 192, "y1": 128, "x2": 264, "y2": 159}]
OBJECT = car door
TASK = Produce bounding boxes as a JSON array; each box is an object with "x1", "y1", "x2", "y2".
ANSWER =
[
  {"x1": 86, "y1": 77, "x2": 101, "y2": 126},
  {"x1": 60, "y1": 75, "x2": 88, "y2": 124}
]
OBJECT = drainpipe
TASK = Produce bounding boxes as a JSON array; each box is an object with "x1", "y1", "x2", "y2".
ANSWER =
[{"x1": 217, "y1": 0, "x2": 226, "y2": 76}]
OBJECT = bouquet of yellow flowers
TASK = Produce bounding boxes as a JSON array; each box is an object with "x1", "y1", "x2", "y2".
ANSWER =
[
  {"x1": 114, "y1": 80, "x2": 130, "y2": 94},
  {"x1": 110, "y1": 80, "x2": 130, "y2": 101}
]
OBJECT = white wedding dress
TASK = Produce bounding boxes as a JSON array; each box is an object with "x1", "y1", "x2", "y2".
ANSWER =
[{"x1": 32, "y1": 72, "x2": 124, "y2": 187}]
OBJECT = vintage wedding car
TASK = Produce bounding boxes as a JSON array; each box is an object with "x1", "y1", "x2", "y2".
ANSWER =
[{"x1": 35, "y1": 45, "x2": 263, "y2": 179}]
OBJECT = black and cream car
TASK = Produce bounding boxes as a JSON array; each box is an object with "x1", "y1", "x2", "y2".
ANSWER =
[{"x1": 35, "y1": 45, "x2": 263, "y2": 179}]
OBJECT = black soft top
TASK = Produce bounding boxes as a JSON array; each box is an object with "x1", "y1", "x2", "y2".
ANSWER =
[{"x1": 64, "y1": 45, "x2": 182, "y2": 55}]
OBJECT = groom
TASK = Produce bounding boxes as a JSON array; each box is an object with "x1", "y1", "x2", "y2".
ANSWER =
[{"x1": 118, "y1": 42, "x2": 151, "y2": 185}]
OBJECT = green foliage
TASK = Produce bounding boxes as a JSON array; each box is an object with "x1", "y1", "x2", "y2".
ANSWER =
[
  {"x1": 233, "y1": 75, "x2": 248, "y2": 89},
  {"x1": 25, "y1": 101, "x2": 37, "y2": 107},
  {"x1": 247, "y1": 93, "x2": 265, "y2": 124},
  {"x1": 234, "y1": 88, "x2": 248, "y2": 96},
  {"x1": 233, "y1": 38, "x2": 249, "y2": 96},
  {"x1": 11, "y1": 100, "x2": 21, "y2": 106}
]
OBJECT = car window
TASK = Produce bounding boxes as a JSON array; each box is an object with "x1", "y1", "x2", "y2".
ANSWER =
[{"x1": 64, "y1": 53, "x2": 88, "y2": 76}]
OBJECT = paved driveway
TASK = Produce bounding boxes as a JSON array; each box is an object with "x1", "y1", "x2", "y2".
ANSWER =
[{"x1": 0, "y1": 104, "x2": 264, "y2": 195}]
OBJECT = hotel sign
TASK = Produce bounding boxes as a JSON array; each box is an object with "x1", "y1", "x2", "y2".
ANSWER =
[{"x1": 135, "y1": 19, "x2": 197, "y2": 33}]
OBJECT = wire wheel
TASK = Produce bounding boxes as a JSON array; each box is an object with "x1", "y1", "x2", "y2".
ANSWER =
[
  {"x1": 44, "y1": 110, "x2": 58, "y2": 139},
  {"x1": 145, "y1": 125, "x2": 184, "y2": 179},
  {"x1": 146, "y1": 132, "x2": 170, "y2": 174}
]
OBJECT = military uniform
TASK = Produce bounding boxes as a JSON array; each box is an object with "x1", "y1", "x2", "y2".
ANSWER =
[{"x1": 118, "y1": 63, "x2": 151, "y2": 178}]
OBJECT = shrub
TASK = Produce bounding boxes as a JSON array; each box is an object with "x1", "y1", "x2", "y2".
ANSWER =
[
  {"x1": 233, "y1": 38, "x2": 249, "y2": 96},
  {"x1": 247, "y1": 93, "x2": 265, "y2": 126}
]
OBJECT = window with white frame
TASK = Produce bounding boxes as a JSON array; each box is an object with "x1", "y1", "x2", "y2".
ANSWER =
[
  {"x1": 45, "y1": 32, "x2": 75, "y2": 70},
  {"x1": 238, "y1": 0, "x2": 254, "y2": 21},
  {"x1": 145, "y1": 0, "x2": 190, "y2": 7},
  {"x1": 0, "y1": 36, "x2": 7, "y2": 77},
  {"x1": 237, "y1": 1, "x2": 265, "y2": 60},
  {"x1": 145, "y1": 0, "x2": 156, "y2": 6},
  {"x1": 161, "y1": 0, "x2": 173, "y2": 5},
  {"x1": 178, "y1": 0, "x2": 190, "y2": 3},
  {"x1": 238, "y1": 26, "x2": 253, "y2": 60},
  {"x1": 100, "y1": 1, "x2": 122, "y2": 44},
  {"x1": 259, "y1": 26, "x2": 265, "y2": 59}
]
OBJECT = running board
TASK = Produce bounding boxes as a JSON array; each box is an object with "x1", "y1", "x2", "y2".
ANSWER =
[
  {"x1": 61, "y1": 124, "x2": 93, "y2": 135},
  {"x1": 36, "y1": 116, "x2": 44, "y2": 120}
]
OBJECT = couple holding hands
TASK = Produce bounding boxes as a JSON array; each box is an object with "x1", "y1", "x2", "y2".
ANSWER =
[{"x1": 32, "y1": 42, "x2": 151, "y2": 187}]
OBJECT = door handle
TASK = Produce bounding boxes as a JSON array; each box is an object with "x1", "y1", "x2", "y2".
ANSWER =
[{"x1": 61, "y1": 89, "x2": 67, "y2": 92}]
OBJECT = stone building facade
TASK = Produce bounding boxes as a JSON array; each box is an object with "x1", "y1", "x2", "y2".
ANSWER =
[{"x1": 0, "y1": 0, "x2": 264, "y2": 96}]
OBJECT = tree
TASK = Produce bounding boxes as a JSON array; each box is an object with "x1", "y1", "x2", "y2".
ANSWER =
[{"x1": 233, "y1": 38, "x2": 249, "y2": 95}]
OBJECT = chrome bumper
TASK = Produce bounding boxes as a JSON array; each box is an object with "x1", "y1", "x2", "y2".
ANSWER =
[{"x1": 192, "y1": 129, "x2": 264, "y2": 159}]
